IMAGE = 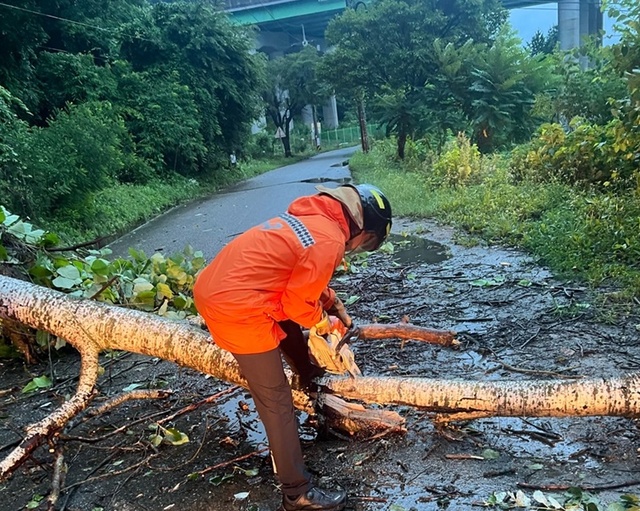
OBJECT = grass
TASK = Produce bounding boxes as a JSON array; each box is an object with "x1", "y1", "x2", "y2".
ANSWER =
[
  {"x1": 349, "y1": 142, "x2": 640, "y2": 298},
  {"x1": 43, "y1": 152, "x2": 315, "y2": 244}
]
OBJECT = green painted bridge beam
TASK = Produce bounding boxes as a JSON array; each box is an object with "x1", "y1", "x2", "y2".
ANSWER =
[
  {"x1": 231, "y1": 0, "x2": 354, "y2": 25},
  {"x1": 229, "y1": 0, "x2": 554, "y2": 26}
]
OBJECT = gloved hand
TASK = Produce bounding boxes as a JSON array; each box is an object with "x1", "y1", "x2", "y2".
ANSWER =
[
  {"x1": 327, "y1": 296, "x2": 353, "y2": 328},
  {"x1": 313, "y1": 311, "x2": 332, "y2": 336}
]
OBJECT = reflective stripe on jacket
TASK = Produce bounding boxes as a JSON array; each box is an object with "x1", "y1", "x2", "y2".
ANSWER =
[{"x1": 193, "y1": 194, "x2": 349, "y2": 354}]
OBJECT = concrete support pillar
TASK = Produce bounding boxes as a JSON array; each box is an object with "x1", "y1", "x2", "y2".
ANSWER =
[
  {"x1": 322, "y1": 95, "x2": 339, "y2": 129},
  {"x1": 301, "y1": 105, "x2": 314, "y2": 125},
  {"x1": 558, "y1": 0, "x2": 603, "y2": 51}
]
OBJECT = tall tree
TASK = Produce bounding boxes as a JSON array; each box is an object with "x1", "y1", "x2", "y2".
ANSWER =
[
  {"x1": 262, "y1": 47, "x2": 324, "y2": 157},
  {"x1": 323, "y1": 0, "x2": 506, "y2": 158},
  {"x1": 119, "y1": 1, "x2": 265, "y2": 170}
]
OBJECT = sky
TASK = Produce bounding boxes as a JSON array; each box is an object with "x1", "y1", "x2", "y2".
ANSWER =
[{"x1": 509, "y1": 2, "x2": 622, "y2": 46}]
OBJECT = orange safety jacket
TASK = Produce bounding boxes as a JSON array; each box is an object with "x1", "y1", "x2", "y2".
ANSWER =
[{"x1": 193, "y1": 193, "x2": 349, "y2": 354}]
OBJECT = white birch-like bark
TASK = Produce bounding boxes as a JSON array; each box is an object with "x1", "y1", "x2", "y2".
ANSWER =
[{"x1": 2, "y1": 275, "x2": 640, "y2": 479}]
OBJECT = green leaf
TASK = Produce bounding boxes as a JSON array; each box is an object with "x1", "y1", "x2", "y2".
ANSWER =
[
  {"x1": 122, "y1": 383, "x2": 144, "y2": 392},
  {"x1": 149, "y1": 434, "x2": 163, "y2": 447},
  {"x1": 29, "y1": 264, "x2": 53, "y2": 279},
  {"x1": 42, "y1": 232, "x2": 60, "y2": 246},
  {"x1": 133, "y1": 289, "x2": 156, "y2": 309},
  {"x1": 192, "y1": 256, "x2": 206, "y2": 270},
  {"x1": 90, "y1": 258, "x2": 110, "y2": 276},
  {"x1": 156, "y1": 282, "x2": 174, "y2": 300},
  {"x1": 208, "y1": 473, "x2": 234, "y2": 486},
  {"x1": 57, "y1": 265, "x2": 81, "y2": 280},
  {"x1": 26, "y1": 494, "x2": 44, "y2": 509},
  {"x1": 133, "y1": 277, "x2": 154, "y2": 294},
  {"x1": 22, "y1": 375, "x2": 52, "y2": 393},
  {"x1": 163, "y1": 427, "x2": 189, "y2": 445},
  {"x1": 235, "y1": 466, "x2": 259, "y2": 477},
  {"x1": 173, "y1": 295, "x2": 188, "y2": 309},
  {"x1": 344, "y1": 295, "x2": 360, "y2": 306},
  {"x1": 481, "y1": 448, "x2": 500, "y2": 460},
  {"x1": 35, "y1": 330, "x2": 50, "y2": 348},
  {"x1": 52, "y1": 276, "x2": 79, "y2": 289}
]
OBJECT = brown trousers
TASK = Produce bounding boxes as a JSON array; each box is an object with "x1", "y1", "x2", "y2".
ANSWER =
[{"x1": 232, "y1": 320, "x2": 315, "y2": 496}]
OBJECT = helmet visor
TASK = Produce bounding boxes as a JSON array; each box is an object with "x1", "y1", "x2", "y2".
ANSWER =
[{"x1": 347, "y1": 231, "x2": 385, "y2": 254}]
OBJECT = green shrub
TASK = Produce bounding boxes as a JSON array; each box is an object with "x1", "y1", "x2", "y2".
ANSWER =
[
  {"x1": 511, "y1": 120, "x2": 640, "y2": 190},
  {"x1": 0, "y1": 86, "x2": 31, "y2": 217},
  {"x1": 43, "y1": 178, "x2": 201, "y2": 241},
  {"x1": 246, "y1": 131, "x2": 278, "y2": 159},
  {"x1": 20, "y1": 101, "x2": 127, "y2": 218},
  {"x1": 430, "y1": 133, "x2": 482, "y2": 187}
]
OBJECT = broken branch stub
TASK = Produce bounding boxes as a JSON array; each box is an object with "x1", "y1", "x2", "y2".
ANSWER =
[{"x1": 358, "y1": 323, "x2": 459, "y2": 347}]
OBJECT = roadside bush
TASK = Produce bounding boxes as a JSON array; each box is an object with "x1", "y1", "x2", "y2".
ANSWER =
[
  {"x1": 114, "y1": 66, "x2": 206, "y2": 178},
  {"x1": 430, "y1": 132, "x2": 482, "y2": 187},
  {"x1": 548, "y1": 47, "x2": 628, "y2": 125},
  {"x1": 0, "y1": 87, "x2": 31, "y2": 218},
  {"x1": 290, "y1": 124, "x2": 312, "y2": 154},
  {"x1": 44, "y1": 178, "x2": 201, "y2": 242},
  {"x1": 246, "y1": 131, "x2": 277, "y2": 159},
  {"x1": 19, "y1": 101, "x2": 126, "y2": 219},
  {"x1": 511, "y1": 120, "x2": 640, "y2": 190},
  {"x1": 526, "y1": 191, "x2": 640, "y2": 288}
]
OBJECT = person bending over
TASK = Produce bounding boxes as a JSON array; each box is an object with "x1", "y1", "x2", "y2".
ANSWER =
[{"x1": 193, "y1": 184, "x2": 392, "y2": 511}]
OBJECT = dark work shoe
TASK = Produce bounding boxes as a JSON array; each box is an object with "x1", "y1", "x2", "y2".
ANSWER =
[{"x1": 281, "y1": 486, "x2": 347, "y2": 511}]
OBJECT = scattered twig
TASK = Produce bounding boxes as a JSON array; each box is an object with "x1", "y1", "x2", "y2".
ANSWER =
[
  {"x1": 444, "y1": 453, "x2": 485, "y2": 460},
  {"x1": 45, "y1": 236, "x2": 110, "y2": 252},
  {"x1": 483, "y1": 468, "x2": 516, "y2": 478},
  {"x1": 519, "y1": 327, "x2": 542, "y2": 349},
  {"x1": 157, "y1": 386, "x2": 241, "y2": 425},
  {"x1": 88, "y1": 276, "x2": 119, "y2": 300},
  {"x1": 62, "y1": 407, "x2": 173, "y2": 442},
  {"x1": 190, "y1": 447, "x2": 270, "y2": 478},
  {"x1": 0, "y1": 388, "x2": 16, "y2": 397},
  {"x1": 46, "y1": 446, "x2": 66, "y2": 511},
  {"x1": 363, "y1": 426, "x2": 398, "y2": 442},
  {"x1": 503, "y1": 429, "x2": 560, "y2": 447},
  {"x1": 493, "y1": 360, "x2": 582, "y2": 379},
  {"x1": 59, "y1": 442, "x2": 125, "y2": 511},
  {"x1": 86, "y1": 389, "x2": 171, "y2": 418},
  {"x1": 149, "y1": 417, "x2": 218, "y2": 472},
  {"x1": 62, "y1": 453, "x2": 158, "y2": 491},
  {"x1": 352, "y1": 496, "x2": 388, "y2": 503},
  {"x1": 0, "y1": 439, "x2": 20, "y2": 454}
]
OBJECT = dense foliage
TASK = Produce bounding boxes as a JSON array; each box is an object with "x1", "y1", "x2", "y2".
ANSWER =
[
  {"x1": 1, "y1": 0, "x2": 640, "y2": 300},
  {"x1": 321, "y1": 0, "x2": 556, "y2": 157},
  {"x1": 348, "y1": 1, "x2": 640, "y2": 297},
  {"x1": 0, "y1": 0, "x2": 264, "y2": 235}
]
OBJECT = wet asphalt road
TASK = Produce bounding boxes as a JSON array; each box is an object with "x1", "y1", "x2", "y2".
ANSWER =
[{"x1": 107, "y1": 146, "x2": 358, "y2": 260}]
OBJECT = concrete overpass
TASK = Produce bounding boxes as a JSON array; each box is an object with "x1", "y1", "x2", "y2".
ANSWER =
[{"x1": 225, "y1": 0, "x2": 602, "y2": 55}]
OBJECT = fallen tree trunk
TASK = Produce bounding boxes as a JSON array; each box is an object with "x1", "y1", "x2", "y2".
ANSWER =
[
  {"x1": 0, "y1": 276, "x2": 446, "y2": 480},
  {"x1": 322, "y1": 375, "x2": 640, "y2": 423},
  {"x1": 2, "y1": 275, "x2": 640, "y2": 482}
]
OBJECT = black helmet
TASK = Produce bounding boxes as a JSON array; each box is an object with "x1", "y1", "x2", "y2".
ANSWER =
[{"x1": 353, "y1": 184, "x2": 392, "y2": 250}]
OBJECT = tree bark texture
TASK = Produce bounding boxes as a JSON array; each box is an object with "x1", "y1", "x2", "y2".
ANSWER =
[{"x1": 3, "y1": 275, "x2": 640, "y2": 478}]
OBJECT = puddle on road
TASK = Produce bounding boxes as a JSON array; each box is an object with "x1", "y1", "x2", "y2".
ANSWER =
[
  {"x1": 300, "y1": 176, "x2": 351, "y2": 184},
  {"x1": 387, "y1": 233, "x2": 450, "y2": 265}
]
